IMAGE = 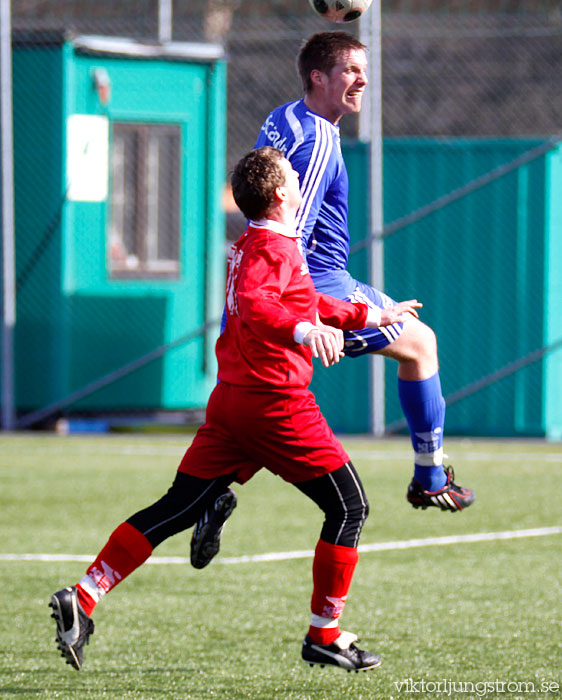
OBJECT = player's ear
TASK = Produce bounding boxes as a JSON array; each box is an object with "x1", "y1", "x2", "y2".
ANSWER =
[
  {"x1": 274, "y1": 185, "x2": 287, "y2": 202},
  {"x1": 310, "y1": 69, "x2": 327, "y2": 90}
]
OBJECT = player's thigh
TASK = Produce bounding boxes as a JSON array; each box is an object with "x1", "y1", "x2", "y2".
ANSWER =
[
  {"x1": 179, "y1": 383, "x2": 262, "y2": 484},
  {"x1": 234, "y1": 388, "x2": 349, "y2": 483},
  {"x1": 376, "y1": 316, "x2": 437, "y2": 364},
  {"x1": 344, "y1": 281, "x2": 403, "y2": 357},
  {"x1": 343, "y1": 279, "x2": 438, "y2": 373}
]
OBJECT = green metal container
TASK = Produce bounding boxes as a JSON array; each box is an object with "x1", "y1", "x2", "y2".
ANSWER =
[{"x1": 13, "y1": 32, "x2": 227, "y2": 416}]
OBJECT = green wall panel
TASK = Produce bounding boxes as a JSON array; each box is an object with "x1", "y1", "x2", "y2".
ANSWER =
[
  {"x1": 313, "y1": 138, "x2": 561, "y2": 437},
  {"x1": 383, "y1": 139, "x2": 550, "y2": 437}
]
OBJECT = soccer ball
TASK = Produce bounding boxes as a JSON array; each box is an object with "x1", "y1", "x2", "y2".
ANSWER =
[{"x1": 308, "y1": 0, "x2": 373, "y2": 23}]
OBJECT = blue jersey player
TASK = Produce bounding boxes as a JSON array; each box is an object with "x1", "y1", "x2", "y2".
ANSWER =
[{"x1": 190, "y1": 31, "x2": 475, "y2": 571}]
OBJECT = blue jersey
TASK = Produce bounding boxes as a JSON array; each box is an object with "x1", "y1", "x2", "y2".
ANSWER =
[{"x1": 255, "y1": 99, "x2": 356, "y2": 299}]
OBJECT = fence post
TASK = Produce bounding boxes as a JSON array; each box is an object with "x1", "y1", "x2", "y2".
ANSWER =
[
  {"x1": 158, "y1": 0, "x2": 172, "y2": 42},
  {"x1": 360, "y1": 1, "x2": 385, "y2": 436},
  {"x1": 1, "y1": 0, "x2": 16, "y2": 431}
]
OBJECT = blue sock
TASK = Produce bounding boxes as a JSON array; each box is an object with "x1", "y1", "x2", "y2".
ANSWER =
[{"x1": 398, "y1": 373, "x2": 447, "y2": 491}]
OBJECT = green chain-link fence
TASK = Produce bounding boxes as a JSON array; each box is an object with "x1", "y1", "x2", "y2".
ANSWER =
[{"x1": 4, "y1": 0, "x2": 562, "y2": 437}]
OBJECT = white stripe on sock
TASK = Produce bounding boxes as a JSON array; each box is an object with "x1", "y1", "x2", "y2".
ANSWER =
[
  {"x1": 78, "y1": 574, "x2": 104, "y2": 604},
  {"x1": 414, "y1": 447, "x2": 444, "y2": 466},
  {"x1": 310, "y1": 614, "x2": 339, "y2": 628}
]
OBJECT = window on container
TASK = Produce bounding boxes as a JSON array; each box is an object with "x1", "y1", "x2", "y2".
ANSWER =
[{"x1": 109, "y1": 122, "x2": 181, "y2": 278}]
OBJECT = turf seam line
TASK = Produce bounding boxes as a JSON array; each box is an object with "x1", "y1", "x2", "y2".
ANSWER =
[
  {"x1": 1, "y1": 526, "x2": 560, "y2": 565},
  {"x1": 4, "y1": 448, "x2": 562, "y2": 462}
]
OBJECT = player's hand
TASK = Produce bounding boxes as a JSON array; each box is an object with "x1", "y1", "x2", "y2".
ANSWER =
[
  {"x1": 303, "y1": 326, "x2": 344, "y2": 367},
  {"x1": 316, "y1": 321, "x2": 345, "y2": 352},
  {"x1": 379, "y1": 299, "x2": 423, "y2": 326}
]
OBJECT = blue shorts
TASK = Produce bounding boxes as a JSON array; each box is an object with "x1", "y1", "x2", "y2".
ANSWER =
[{"x1": 343, "y1": 280, "x2": 403, "y2": 357}]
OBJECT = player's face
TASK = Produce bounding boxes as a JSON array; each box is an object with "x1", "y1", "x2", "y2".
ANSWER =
[
  {"x1": 324, "y1": 48, "x2": 368, "y2": 122},
  {"x1": 280, "y1": 157, "x2": 302, "y2": 211}
]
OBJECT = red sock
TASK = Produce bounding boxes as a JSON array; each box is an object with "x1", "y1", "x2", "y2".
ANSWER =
[
  {"x1": 76, "y1": 585, "x2": 97, "y2": 617},
  {"x1": 76, "y1": 522, "x2": 153, "y2": 616},
  {"x1": 307, "y1": 539, "x2": 358, "y2": 645}
]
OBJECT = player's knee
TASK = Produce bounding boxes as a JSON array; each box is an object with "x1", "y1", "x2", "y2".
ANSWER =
[
  {"x1": 363, "y1": 498, "x2": 370, "y2": 522},
  {"x1": 351, "y1": 496, "x2": 370, "y2": 526},
  {"x1": 342, "y1": 464, "x2": 369, "y2": 527},
  {"x1": 396, "y1": 319, "x2": 438, "y2": 367},
  {"x1": 340, "y1": 491, "x2": 370, "y2": 531},
  {"x1": 410, "y1": 320, "x2": 437, "y2": 356},
  {"x1": 422, "y1": 323, "x2": 438, "y2": 358},
  {"x1": 328, "y1": 495, "x2": 369, "y2": 547}
]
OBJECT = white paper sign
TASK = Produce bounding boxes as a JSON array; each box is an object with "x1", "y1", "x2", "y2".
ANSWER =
[{"x1": 67, "y1": 115, "x2": 109, "y2": 202}]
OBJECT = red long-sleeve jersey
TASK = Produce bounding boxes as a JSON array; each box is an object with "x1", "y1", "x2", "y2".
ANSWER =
[{"x1": 216, "y1": 222, "x2": 368, "y2": 388}]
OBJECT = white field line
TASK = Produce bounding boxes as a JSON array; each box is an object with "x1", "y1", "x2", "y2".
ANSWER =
[{"x1": 1, "y1": 526, "x2": 560, "y2": 566}]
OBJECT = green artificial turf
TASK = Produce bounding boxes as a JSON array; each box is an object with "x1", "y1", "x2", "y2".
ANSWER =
[{"x1": 0, "y1": 434, "x2": 560, "y2": 699}]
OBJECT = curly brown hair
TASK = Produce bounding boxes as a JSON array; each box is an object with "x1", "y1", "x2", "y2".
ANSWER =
[
  {"x1": 297, "y1": 31, "x2": 367, "y2": 94},
  {"x1": 231, "y1": 146, "x2": 286, "y2": 220}
]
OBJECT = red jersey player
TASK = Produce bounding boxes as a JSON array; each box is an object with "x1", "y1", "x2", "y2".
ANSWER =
[{"x1": 49, "y1": 147, "x2": 421, "y2": 672}]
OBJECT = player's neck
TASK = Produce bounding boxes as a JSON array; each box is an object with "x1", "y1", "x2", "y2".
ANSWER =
[
  {"x1": 260, "y1": 202, "x2": 299, "y2": 230},
  {"x1": 266, "y1": 209, "x2": 297, "y2": 229},
  {"x1": 303, "y1": 94, "x2": 341, "y2": 125},
  {"x1": 250, "y1": 216, "x2": 297, "y2": 238}
]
